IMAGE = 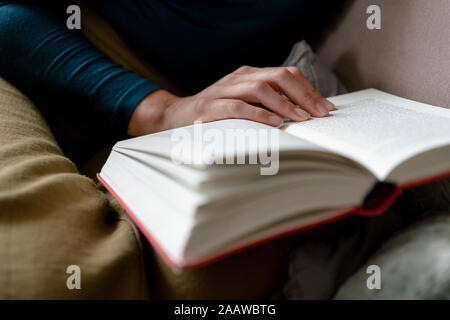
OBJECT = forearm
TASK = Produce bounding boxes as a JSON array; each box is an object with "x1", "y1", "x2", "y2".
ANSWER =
[{"x1": 0, "y1": 2, "x2": 160, "y2": 135}]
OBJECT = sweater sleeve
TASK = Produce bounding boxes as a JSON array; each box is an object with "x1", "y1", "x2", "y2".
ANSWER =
[{"x1": 0, "y1": 2, "x2": 160, "y2": 135}]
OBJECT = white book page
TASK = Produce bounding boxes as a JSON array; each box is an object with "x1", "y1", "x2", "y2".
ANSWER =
[
  {"x1": 100, "y1": 159, "x2": 194, "y2": 264},
  {"x1": 283, "y1": 89, "x2": 450, "y2": 180},
  {"x1": 114, "y1": 119, "x2": 327, "y2": 165}
]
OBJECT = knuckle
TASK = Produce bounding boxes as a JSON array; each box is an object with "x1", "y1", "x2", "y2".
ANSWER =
[
  {"x1": 288, "y1": 66, "x2": 303, "y2": 76},
  {"x1": 253, "y1": 108, "x2": 268, "y2": 119},
  {"x1": 308, "y1": 88, "x2": 323, "y2": 102},
  {"x1": 285, "y1": 102, "x2": 297, "y2": 114},
  {"x1": 301, "y1": 91, "x2": 318, "y2": 105},
  {"x1": 227, "y1": 100, "x2": 244, "y2": 114},
  {"x1": 237, "y1": 65, "x2": 252, "y2": 73},
  {"x1": 274, "y1": 68, "x2": 291, "y2": 79},
  {"x1": 249, "y1": 80, "x2": 267, "y2": 91}
]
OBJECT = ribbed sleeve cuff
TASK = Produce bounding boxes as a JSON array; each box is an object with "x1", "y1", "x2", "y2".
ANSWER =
[{"x1": 111, "y1": 79, "x2": 160, "y2": 136}]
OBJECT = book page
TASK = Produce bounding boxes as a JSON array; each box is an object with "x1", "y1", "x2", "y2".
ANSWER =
[
  {"x1": 114, "y1": 118, "x2": 327, "y2": 166},
  {"x1": 283, "y1": 89, "x2": 450, "y2": 180}
]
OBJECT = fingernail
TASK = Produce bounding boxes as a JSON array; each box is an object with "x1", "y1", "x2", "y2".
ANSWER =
[
  {"x1": 294, "y1": 106, "x2": 310, "y2": 120},
  {"x1": 269, "y1": 115, "x2": 283, "y2": 126},
  {"x1": 316, "y1": 103, "x2": 329, "y2": 116},
  {"x1": 324, "y1": 100, "x2": 335, "y2": 111}
]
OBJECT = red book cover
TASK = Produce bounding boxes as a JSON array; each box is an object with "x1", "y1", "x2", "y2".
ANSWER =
[{"x1": 98, "y1": 170, "x2": 450, "y2": 269}]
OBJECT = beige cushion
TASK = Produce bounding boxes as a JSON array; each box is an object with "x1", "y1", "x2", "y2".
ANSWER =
[
  {"x1": 0, "y1": 77, "x2": 150, "y2": 299},
  {"x1": 315, "y1": 0, "x2": 449, "y2": 108}
]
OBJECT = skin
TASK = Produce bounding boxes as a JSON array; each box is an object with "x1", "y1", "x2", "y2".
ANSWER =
[{"x1": 128, "y1": 65, "x2": 335, "y2": 136}]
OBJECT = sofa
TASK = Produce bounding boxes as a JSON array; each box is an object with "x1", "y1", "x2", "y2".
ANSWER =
[
  {"x1": 315, "y1": 0, "x2": 449, "y2": 109},
  {"x1": 313, "y1": 0, "x2": 450, "y2": 299},
  {"x1": 0, "y1": 0, "x2": 448, "y2": 299}
]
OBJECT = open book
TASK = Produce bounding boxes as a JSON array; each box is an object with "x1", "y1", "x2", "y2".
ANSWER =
[{"x1": 98, "y1": 89, "x2": 450, "y2": 269}]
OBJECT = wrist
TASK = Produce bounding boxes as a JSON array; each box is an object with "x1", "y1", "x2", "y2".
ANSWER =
[{"x1": 127, "y1": 89, "x2": 179, "y2": 136}]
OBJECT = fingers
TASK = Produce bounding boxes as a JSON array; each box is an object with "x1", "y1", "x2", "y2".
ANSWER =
[
  {"x1": 209, "y1": 81, "x2": 311, "y2": 122},
  {"x1": 230, "y1": 66, "x2": 335, "y2": 117},
  {"x1": 284, "y1": 66, "x2": 335, "y2": 112},
  {"x1": 198, "y1": 99, "x2": 284, "y2": 127}
]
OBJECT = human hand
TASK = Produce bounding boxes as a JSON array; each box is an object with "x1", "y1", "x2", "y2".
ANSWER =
[{"x1": 128, "y1": 66, "x2": 334, "y2": 136}]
